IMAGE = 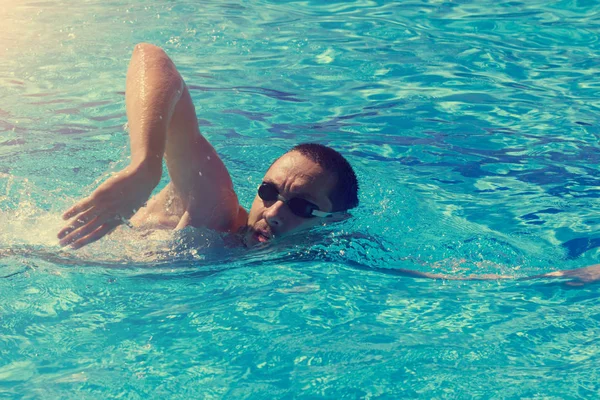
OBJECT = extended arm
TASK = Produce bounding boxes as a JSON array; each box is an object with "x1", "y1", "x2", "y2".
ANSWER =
[{"x1": 365, "y1": 263, "x2": 600, "y2": 286}]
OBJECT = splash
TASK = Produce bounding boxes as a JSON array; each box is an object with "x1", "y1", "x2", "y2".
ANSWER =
[{"x1": 0, "y1": 173, "x2": 227, "y2": 267}]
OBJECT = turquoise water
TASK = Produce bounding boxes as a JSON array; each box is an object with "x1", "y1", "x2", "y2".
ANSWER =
[{"x1": 2, "y1": 0, "x2": 600, "y2": 397}]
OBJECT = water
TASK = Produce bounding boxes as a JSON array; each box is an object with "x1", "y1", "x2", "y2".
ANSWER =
[{"x1": 1, "y1": 0, "x2": 600, "y2": 397}]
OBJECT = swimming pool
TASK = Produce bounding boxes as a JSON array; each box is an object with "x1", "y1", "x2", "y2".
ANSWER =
[{"x1": 1, "y1": 0, "x2": 600, "y2": 397}]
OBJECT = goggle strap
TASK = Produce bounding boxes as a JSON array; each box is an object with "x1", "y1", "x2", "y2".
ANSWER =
[{"x1": 311, "y1": 209, "x2": 336, "y2": 218}]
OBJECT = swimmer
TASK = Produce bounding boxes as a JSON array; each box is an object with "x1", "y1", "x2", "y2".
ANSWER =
[
  {"x1": 57, "y1": 43, "x2": 357, "y2": 250},
  {"x1": 56, "y1": 43, "x2": 600, "y2": 286}
]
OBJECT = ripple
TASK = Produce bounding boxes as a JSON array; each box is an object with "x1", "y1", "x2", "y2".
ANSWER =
[{"x1": 2, "y1": 0, "x2": 600, "y2": 397}]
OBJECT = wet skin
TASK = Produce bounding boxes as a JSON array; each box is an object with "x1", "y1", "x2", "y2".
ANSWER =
[
  {"x1": 56, "y1": 43, "x2": 600, "y2": 287},
  {"x1": 243, "y1": 151, "x2": 337, "y2": 247},
  {"x1": 57, "y1": 44, "x2": 339, "y2": 250}
]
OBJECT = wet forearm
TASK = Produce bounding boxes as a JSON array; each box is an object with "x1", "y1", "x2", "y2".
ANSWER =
[{"x1": 125, "y1": 43, "x2": 184, "y2": 176}]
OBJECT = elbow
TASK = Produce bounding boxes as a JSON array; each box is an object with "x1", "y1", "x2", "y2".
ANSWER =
[
  {"x1": 131, "y1": 43, "x2": 175, "y2": 71},
  {"x1": 130, "y1": 43, "x2": 184, "y2": 92},
  {"x1": 133, "y1": 42, "x2": 166, "y2": 57}
]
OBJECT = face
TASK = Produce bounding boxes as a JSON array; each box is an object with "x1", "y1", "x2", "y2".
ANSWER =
[{"x1": 243, "y1": 151, "x2": 337, "y2": 247}]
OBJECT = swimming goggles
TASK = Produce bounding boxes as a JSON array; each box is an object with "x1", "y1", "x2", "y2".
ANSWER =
[{"x1": 257, "y1": 182, "x2": 335, "y2": 218}]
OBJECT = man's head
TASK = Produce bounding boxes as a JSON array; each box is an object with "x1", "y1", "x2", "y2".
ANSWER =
[{"x1": 243, "y1": 143, "x2": 359, "y2": 246}]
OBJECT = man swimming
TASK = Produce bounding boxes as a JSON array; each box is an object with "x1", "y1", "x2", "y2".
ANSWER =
[
  {"x1": 56, "y1": 43, "x2": 600, "y2": 286},
  {"x1": 57, "y1": 43, "x2": 357, "y2": 249}
]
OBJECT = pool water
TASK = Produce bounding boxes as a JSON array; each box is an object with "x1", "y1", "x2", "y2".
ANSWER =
[{"x1": 1, "y1": 0, "x2": 600, "y2": 398}]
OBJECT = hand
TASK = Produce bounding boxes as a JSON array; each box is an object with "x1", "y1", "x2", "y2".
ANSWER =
[
  {"x1": 543, "y1": 263, "x2": 600, "y2": 286},
  {"x1": 57, "y1": 161, "x2": 161, "y2": 249}
]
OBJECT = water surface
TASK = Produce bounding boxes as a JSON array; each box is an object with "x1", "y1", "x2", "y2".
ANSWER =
[{"x1": 1, "y1": 0, "x2": 600, "y2": 398}]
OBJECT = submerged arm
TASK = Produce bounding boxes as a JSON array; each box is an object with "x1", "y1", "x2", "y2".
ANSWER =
[{"x1": 368, "y1": 264, "x2": 600, "y2": 286}]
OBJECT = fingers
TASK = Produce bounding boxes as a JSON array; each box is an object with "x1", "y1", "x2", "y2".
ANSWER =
[
  {"x1": 59, "y1": 212, "x2": 119, "y2": 247},
  {"x1": 70, "y1": 221, "x2": 120, "y2": 250},
  {"x1": 57, "y1": 207, "x2": 100, "y2": 240},
  {"x1": 58, "y1": 215, "x2": 102, "y2": 247},
  {"x1": 62, "y1": 197, "x2": 94, "y2": 220}
]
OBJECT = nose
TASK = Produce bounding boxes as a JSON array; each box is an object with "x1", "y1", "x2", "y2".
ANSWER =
[{"x1": 264, "y1": 199, "x2": 286, "y2": 228}]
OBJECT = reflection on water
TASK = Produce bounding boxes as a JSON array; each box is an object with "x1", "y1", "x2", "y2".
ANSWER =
[{"x1": 2, "y1": 0, "x2": 600, "y2": 397}]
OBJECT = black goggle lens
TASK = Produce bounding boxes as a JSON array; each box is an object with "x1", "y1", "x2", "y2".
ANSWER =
[
  {"x1": 257, "y1": 183, "x2": 318, "y2": 218},
  {"x1": 257, "y1": 182, "x2": 278, "y2": 201}
]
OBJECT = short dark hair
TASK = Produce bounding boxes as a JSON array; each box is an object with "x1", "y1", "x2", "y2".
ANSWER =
[{"x1": 290, "y1": 143, "x2": 359, "y2": 212}]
